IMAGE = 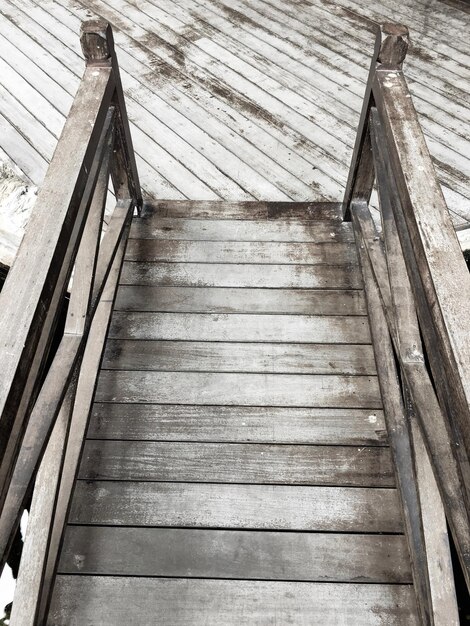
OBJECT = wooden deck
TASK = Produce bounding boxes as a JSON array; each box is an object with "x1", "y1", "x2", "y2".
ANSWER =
[
  {"x1": 47, "y1": 200, "x2": 418, "y2": 625},
  {"x1": 0, "y1": 0, "x2": 470, "y2": 229}
]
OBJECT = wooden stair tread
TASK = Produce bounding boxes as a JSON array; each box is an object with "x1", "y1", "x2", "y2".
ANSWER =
[
  {"x1": 87, "y1": 404, "x2": 387, "y2": 445},
  {"x1": 78, "y1": 440, "x2": 394, "y2": 487},
  {"x1": 114, "y1": 285, "x2": 367, "y2": 315},
  {"x1": 120, "y1": 260, "x2": 362, "y2": 289},
  {"x1": 130, "y1": 217, "x2": 355, "y2": 242},
  {"x1": 95, "y1": 370, "x2": 382, "y2": 407},
  {"x1": 124, "y1": 239, "x2": 358, "y2": 264},
  {"x1": 69, "y1": 481, "x2": 403, "y2": 532},
  {"x1": 50, "y1": 200, "x2": 415, "y2": 624},
  {"x1": 102, "y1": 339, "x2": 377, "y2": 375},
  {"x1": 140, "y1": 200, "x2": 344, "y2": 221},
  {"x1": 58, "y1": 527, "x2": 411, "y2": 583},
  {"x1": 108, "y1": 312, "x2": 371, "y2": 343},
  {"x1": 49, "y1": 577, "x2": 419, "y2": 626}
]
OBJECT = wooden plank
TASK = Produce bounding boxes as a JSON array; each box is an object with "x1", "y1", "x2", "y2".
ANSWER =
[
  {"x1": 0, "y1": 63, "x2": 114, "y2": 467},
  {"x1": 120, "y1": 261, "x2": 362, "y2": 289},
  {"x1": 142, "y1": 200, "x2": 343, "y2": 220},
  {"x1": 114, "y1": 286, "x2": 367, "y2": 315},
  {"x1": 48, "y1": 576, "x2": 419, "y2": 625},
  {"x1": 353, "y1": 215, "x2": 433, "y2": 622},
  {"x1": 70, "y1": 481, "x2": 403, "y2": 532},
  {"x1": 9, "y1": 231, "x2": 130, "y2": 626},
  {"x1": 95, "y1": 371, "x2": 382, "y2": 408},
  {"x1": 130, "y1": 218, "x2": 355, "y2": 242},
  {"x1": 124, "y1": 239, "x2": 358, "y2": 265},
  {"x1": 373, "y1": 68, "x2": 470, "y2": 474},
  {"x1": 88, "y1": 404, "x2": 388, "y2": 445},
  {"x1": 410, "y1": 411, "x2": 459, "y2": 625},
  {"x1": 79, "y1": 440, "x2": 393, "y2": 487},
  {"x1": 102, "y1": 339, "x2": 377, "y2": 375},
  {"x1": 108, "y1": 312, "x2": 372, "y2": 343},
  {"x1": 8, "y1": 386, "x2": 74, "y2": 626},
  {"x1": 59, "y1": 527, "x2": 411, "y2": 583}
]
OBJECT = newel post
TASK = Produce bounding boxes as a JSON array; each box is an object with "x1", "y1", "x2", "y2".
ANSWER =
[
  {"x1": 80, "y1": 19, "x2": 114, "y2": 65},
  {"x1": 80, "y1": 19, "x2": 143, "y2": 212},
  {"x1": 342, "y1": 23, "x2": 409, "y2": 221}
]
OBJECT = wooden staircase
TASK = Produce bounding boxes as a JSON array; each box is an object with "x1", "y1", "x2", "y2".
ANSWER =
[
  {"x1": 1, "y1": 19, "x2": 469, "y2": 626},
  {"x1": 47, "y1": 199, "x2": 416, "y2": 624}
]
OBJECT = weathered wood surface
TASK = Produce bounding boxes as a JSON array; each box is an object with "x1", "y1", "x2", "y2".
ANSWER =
[
  {"x1": 108, "y1": 312, "x2": 371, "y2": 343},
  {"x1": 373, "y1": 67, "x2": 470, "y2": 480},
  {"x1": 2, "y1": 0, "x2": 470, "y2": 233},
  {"x1": 70, "y1": 481, "x2": 403, "y2": 532},
  {"x1": 10, "y1": 219, "x2": 131, "y2": 626},
  {"x1": 353, "y1": 218, "x2": 433, "y2": 623},
  {"x1": 130, "y1": 218, "x2": 355, "y2": 242},
  {"x1": 120, "y1": 261, "x2": 362, "y2": 289},
  {"x1": 0, "y1": 64, "x2": 114, "y2": 495},
  {"x1": 79, "y1": 440, "x2": 394, "y2": 487},
  {"x1": 59, "y1": 527, "x2": 411, "y2": 582},
  {"x1": 367, "y1": 105, "x2": 470, "y2": 587},
  {"x1": 124, "y1": 239, "x2": 358, "y2": 264},
  {"x1": 48, "y1": 199, "x2": 414, "y2": 622},
  {"x1": 48, "y1": 577, "x2": 419, "y2": 626},
  {"x1": 95, "y1": 371, "x2": 381, "y2": 407},
  {"x1": 114, "y1": 285, "x2": 367, "y2": 315},
  {"x1": 102, "y1": 339, "x2": 376, "y2": 375},
  {"x1": 142, "y1": 200, "x2": 344, "y2": 221},
  {"x1": 88, "y1": 404, "x2": 387, "y2": 445}
]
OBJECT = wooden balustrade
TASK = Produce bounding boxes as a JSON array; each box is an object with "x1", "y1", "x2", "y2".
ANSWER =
[
  {"x1": 0, "y1": 19, "x2": 141, "y2": 623},
  {"x1": 345, "y1": 22, "x2": 469, "y2": 625}
]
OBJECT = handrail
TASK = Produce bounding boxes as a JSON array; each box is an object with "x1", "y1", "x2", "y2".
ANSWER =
[
  {"x1": 345, "y1": 22, "x2": 469, "y2": 624},
  {"x1": 0, "y1": 19, "x2": 140, "y2": 619}
]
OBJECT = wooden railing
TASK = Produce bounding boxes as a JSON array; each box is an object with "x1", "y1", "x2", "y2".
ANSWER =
[
  {"x1": 0, "y1": 20, "x2": 141, "y2": 624},
  {"x1": 344, "y1": 23, "x2": 470, "y2": 625}
]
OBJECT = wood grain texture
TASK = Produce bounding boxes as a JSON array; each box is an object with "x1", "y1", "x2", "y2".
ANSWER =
[
  {"x1": 59, "y1": 526, "x2": 411, "y2": 582},
  {"x1": 130, "y1": 218, "x2": 355, "y2": 242},
  {"x1": 102, "y1": 340, "x2": 377, "y2": 375},
  {"x1": 108, "y1": 312, "x2": 372, "y2": 343},
  {"x1": 114, "y1": 286, "x2": 367, "y2": 315},
  {"x1": 95, "y1": 371, "x2": 382, "y2": 408},
  {"x1": 48, "y1": 576, "x2": 419, "y2": 625},
  {"x1": 78, "y1": 440, "x2": 394, "y2": 487},
  {"x1": 70, "y1": 481, "x2": 403, "y2": 532},
  {"x1": 88, "y1": 404, "x2": 388, "y2": 445},
  {"x1": 120, "y1": 261, "x2": 362, "y2": 289},
  {"x1": 124, "y1": 239, "x2": 358, "y2": 265},
  {"x1": 142, "y1": 200, "x2": 343, "y2": 220}
]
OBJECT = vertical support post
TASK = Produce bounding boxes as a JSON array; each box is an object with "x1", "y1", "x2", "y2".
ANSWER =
[
  {"x1": 342, "y1": 23, "x2": 409, "y2": 220},
  {"x1": 80, "y1": 20, "x2": 142, "y2": 212}
]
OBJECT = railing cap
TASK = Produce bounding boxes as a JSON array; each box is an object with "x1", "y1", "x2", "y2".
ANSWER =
[
  {"x1": 377, "y1": 23, "x2": 410, "y2": 67},
  {"x1": 80, "y1": 19, "x2": 114, "y2": 65}
]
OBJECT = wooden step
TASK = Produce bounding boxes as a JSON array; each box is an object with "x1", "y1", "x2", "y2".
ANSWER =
[
  {"x1": 120, "y1": 261, "x2": 362, "y2": 288},
  {"x1": 140, "y1": 201, "x2": 344, "y2": 221},
  {"x1": 130, "y1": 217, "x2": 355, "y2": 242},
  {"x1": 78, "y1": 440, "x2": 394, "y2": 487},
  {"x1": 124, "y1": 239, "x2": 358, "y2": 264},
  {"x1": 102, "y1": 340, "x2": 377, "y2": 375},
  {"x1": 70, "y1": 481, "x2": 403, "y2": 532},
  {"x1": 108, "y1": 312, "x2": 371, "y2": 343},
  {"x1": 114, "y1": 286, "x2": 367, "y2": 315},
  {"x1": 95, "y1": 371, "x2": 382, "y2": 407},
  {"x1": 49, "y1": 577, "x2": 419, "y2": 626},
  {"x1": 87, "y1": 404, "x2": 387, "y2": 445},
  {"x1": 58, "y1": 526, "x2": 411, "y2": 583}
]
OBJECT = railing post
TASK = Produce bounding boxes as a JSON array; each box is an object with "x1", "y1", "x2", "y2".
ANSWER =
[
  {"x1": 342, "y1": 23, "x2": 409, "y2": 220},
  {"x1": 81, "y1": 20, "x2": 142, "y2": 212}
]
